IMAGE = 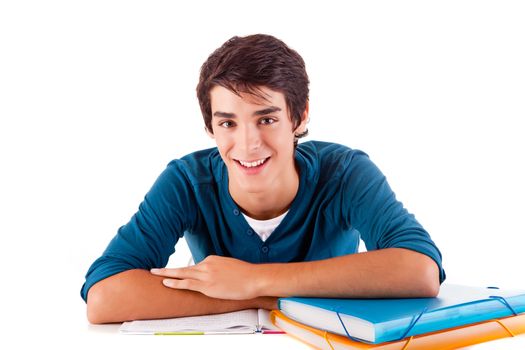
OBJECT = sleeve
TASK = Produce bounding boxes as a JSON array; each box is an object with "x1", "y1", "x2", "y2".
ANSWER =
[
  {"x1": 341, "y1": 152, "x2": 446, "y2": 283},
  {"x1": 80, "y1": 162, "x2": 197, "y2": 302}
]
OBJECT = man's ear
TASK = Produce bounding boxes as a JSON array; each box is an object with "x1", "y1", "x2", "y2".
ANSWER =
[{"x1": 296, "y1": 101, "x2": 309, "y2": 134}]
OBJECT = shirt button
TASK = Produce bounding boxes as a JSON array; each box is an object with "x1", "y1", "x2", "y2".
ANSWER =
[
  {"x1": 246, "y1": 229, "x2": 254, "y2": 236},
  {"x1": 233, "y1": 209, "x2": 240, "y2": 215},
  {"x1": 261, "y1": 246, "x2": 269, "y2": 254}
]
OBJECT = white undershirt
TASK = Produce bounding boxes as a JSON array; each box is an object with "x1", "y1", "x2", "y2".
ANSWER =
[
  {"x1": 186, "y1": 210, "x2": 289, "y2": 266},
  {"x1": 242, "y1": 210, "x2": 289, "y2": 242}
]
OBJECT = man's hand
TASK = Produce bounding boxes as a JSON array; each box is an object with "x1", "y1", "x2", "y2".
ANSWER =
[
  {"x1": 150, "y1": 255, "x2": 262, "y2": 300},
  {"x1": 150, "y1": 248, "x2": 440, "y2": 302}
]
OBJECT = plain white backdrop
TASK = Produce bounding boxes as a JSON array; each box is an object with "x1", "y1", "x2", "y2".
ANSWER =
[{"x1": 1, "y1": 1, "x2": 524, "y2": 349}]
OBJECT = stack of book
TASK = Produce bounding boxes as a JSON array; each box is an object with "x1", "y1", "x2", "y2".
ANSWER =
[{"x1": 271, "y1": 284, "x2": 525, "y2": 349}]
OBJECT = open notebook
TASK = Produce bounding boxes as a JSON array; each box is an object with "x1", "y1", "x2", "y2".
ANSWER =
[{"x1": 119, "y1": 308, "x2": 282, "y2": 335}]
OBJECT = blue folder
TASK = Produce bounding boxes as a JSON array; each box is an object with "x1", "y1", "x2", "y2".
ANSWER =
[{"x1": 278, "y1": 284, "x2": 525, "y2": 344}]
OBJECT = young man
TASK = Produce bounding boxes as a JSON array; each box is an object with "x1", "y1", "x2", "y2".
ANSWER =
[{"x1": 82, "y1": 34, "x2": 445, "y2": 324}]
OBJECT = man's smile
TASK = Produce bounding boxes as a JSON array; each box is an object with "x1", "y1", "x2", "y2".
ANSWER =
[
  {"x1": 234, "y1": 157, "x2": 271, "y2": 168},
  {"x1": 233, "y1": 156, "x2": 271, "y2": 174}
]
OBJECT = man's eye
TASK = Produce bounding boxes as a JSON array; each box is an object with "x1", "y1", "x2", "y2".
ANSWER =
[
  {"x1": 219, "y1": 121, "x2": 234, "y2": 128},
  {"x1": 260, "y1": 118, "x2": 275, "y2": 125}
]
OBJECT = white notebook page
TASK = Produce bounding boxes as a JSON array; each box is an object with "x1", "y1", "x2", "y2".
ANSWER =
[{"x1": 120, "y1": 309, "x2": 259, "y2": 334}]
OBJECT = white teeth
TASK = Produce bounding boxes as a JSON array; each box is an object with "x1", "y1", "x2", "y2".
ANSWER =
[{"x1": 238, "y1": 158, "x2": 268, "y2": 168}]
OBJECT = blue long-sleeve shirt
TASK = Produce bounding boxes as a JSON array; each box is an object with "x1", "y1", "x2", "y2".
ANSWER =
[{"x1": 81, "y1": 141, "x2": 445, "y2": 301}]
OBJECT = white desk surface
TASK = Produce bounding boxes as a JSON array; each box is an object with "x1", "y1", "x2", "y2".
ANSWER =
[
  {"x1": 38, "y1": 309, "x2": 525, "y2": 350},
  {"x1": 6, "y1": 294, "x2": 524, "y2": 349},
  {"x1": 84, "y1": 321, "x2": 525, "y2": 350}
]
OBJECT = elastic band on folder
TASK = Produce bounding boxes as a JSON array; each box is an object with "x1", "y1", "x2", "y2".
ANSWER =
[
  {"x1": 335, "y1": 311, "x2": 362, "y2": 342},
  {"x1": 395, "y1": 295, "x2": 516, "y2": 343},
  {"x1": 323, "y1": 331, "x2": 335, "y2": 350},
  {"x1": 493, "y1": 320, "x2": 516, "y2": 337},
  {"x1": 493, "y1": 319, "x2": 516, "y2": 337},
  {"x1": 336, "y1": 308, "x2": 427, "y2": 343},
  {"x1": 398, "y1": 307, "x2": 428, "y2": 340},
  {"x1": 334, "y1": 295, "x2": 517, "y2": 344},
  {"x1": 489, "y1": 295, "x2": 518, "y2": 316},
  {"x1": 401, "y1": 336, "x2": 414, "y2": 350}
]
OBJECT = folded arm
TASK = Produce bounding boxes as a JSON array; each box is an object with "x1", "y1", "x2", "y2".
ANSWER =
[
  {"x1": 152, "y1": 247, "x2": 440, "y2": 300},
  {"x1": 86, "y1": 269, "x2": 278, "y2": 324},
  {"x1": 257, "y1": 247, "x2": 440, "y2": 298}
]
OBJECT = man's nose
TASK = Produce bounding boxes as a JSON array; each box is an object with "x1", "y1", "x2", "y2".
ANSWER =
[{"x1": 237, "y1": 123, "x2": 261, "y2": 152}]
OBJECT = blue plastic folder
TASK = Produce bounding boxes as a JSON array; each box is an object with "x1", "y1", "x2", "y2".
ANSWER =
[{"x1": 278, "y1": 284, "x2": 525, "y2": 344}]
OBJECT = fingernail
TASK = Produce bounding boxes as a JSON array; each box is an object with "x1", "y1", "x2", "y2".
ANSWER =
[
  {"x1": 163, "y1": 279, "x2": 171, "y2": 286},
  {"x1": 150, "y1": 268, "x2": 160, "y2": 273}
]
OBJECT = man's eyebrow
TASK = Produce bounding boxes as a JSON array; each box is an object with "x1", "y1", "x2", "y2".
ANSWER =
[
  {"x1": 212, "y1": 106, "x2": 282, "y2": 118},
  {"x1": 213, "y1": 111, "x2": 235, "y2": 118},
  {"x1": 253, "y1": 106, "x2": 282, "y2": 116}
]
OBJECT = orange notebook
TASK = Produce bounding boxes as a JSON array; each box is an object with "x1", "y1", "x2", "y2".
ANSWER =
[{"x1": 270, "y1": 310, "x2": 525, "y2": 350}]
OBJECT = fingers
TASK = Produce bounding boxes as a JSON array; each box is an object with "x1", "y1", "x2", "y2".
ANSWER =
[
  {"x1": 162, "y1": 278, "x2": 203, "y2": 293},
  {"x1": 150, "y1": 267, "x2": 203, "y2": 280},
  {"x1": 150, "y1": 267, "x2": 179, "y2": 278},
  {"x1": 151, "y1": 268, "x2": 206, "y2": 293}
]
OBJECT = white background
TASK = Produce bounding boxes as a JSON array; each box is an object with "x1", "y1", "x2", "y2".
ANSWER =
[{"x1": 1, "y1": 1, "x2": 524, "y2": 349}]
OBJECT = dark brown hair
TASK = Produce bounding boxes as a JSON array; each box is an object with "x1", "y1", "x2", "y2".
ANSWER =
[{"x1": 196, "y1": 34, "x2": 309, "y2": 146}]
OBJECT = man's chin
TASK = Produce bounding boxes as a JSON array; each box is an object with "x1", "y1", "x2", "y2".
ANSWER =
[
  {"x1": 238, "y1": 184, "x2": 267, "y2": 194},
  {"x1": 230, "y1": 179, "x2": 270, "y2": 196},
  {"x1": 228, "y1": 168, "x2": 272, "y2": 196}
]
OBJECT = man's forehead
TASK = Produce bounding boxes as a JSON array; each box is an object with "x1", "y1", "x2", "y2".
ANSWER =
[{"x1": 210, "y1": 85, "x2": 285, "y2": 107}]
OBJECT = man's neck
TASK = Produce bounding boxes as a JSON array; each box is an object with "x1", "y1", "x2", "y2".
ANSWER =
[{"x1": 229, "y1": 164, "x2": 300, "y2": 221}]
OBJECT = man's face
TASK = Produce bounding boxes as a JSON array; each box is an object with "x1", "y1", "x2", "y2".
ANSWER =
[{"x1": 208, "y1": 85, "x2": 305, "y2": 195}]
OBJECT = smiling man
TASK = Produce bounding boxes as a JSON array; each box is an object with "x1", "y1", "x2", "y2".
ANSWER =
[
  {"x1": 81, "y1": 34, "x2": 446, "y2": 324},
  {"x1": 209, "y1": 86, "x2": 303, "y2": 221}
]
